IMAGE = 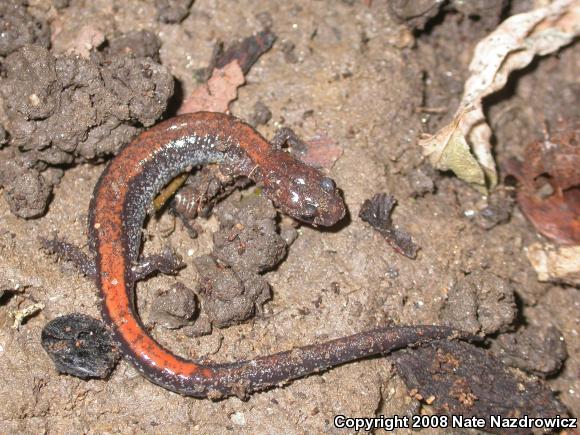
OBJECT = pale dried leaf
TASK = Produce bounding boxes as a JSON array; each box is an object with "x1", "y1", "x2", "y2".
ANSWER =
[
  {"x1": 526, "y1": 243, "x2": 580, "y2": 286},
  {"x1": 420, "y1": 107, "x2": 487, "y2": 191},
  {"x1": 419, "y1": 0, "x2": 580, "y2": 191}
]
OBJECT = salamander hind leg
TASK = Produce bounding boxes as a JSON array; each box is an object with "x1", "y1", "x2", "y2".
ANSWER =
[{"x1": 130, "y1": 246, "x2": 185, "y2": 281}]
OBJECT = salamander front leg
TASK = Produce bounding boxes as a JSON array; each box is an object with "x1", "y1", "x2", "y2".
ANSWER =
[{"x1": 270, "y1": 127, "x2": 306, "y2": 150}]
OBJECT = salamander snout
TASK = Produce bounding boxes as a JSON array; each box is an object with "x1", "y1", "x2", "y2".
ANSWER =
[
  {"x1": 289, "y1": 174, "x2": 346, "y2": 227},
  {"x1": 260, "y1": 155, "x2": 346, "y2": 227}
]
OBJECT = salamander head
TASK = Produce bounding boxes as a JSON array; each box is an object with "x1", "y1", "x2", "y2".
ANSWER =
[{"x1": 261, "y1": 161, "x2": 346, "y2": 227}]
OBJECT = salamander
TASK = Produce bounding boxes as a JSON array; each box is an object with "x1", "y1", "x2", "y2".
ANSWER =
[{"x1": 89, "y1": 111, "x2": 471, "y2": 399}]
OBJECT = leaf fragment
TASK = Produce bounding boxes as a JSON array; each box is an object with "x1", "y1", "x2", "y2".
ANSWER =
[{"x1": 419, "y1": 0, "x2": 580, "y2": 191}]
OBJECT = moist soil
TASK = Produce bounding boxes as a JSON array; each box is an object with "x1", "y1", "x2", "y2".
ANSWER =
[{"x1": 0, "y1": 0, "x2": 578, "y2": 433}]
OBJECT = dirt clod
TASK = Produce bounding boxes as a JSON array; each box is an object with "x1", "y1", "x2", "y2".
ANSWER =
[
  {"x1": 149, "y1": 283, "x2": 198, "y2": 329},
  {"x1": 154, "y1": 0, "x2": 193, "y2": 24},
  {"x1": 52, "y1": 0, "x2": 70, "y2": 10},
  {"x1": 105, "y1": 30, "x2": 162, "y2": 61},
  {"x1": 387, "y1": 0, "x2": 443, "y2": 31},
  {"x1": 182, "y1": 311, "x2": 213, "y2": 337},
  {"x1": 0, "y1": 0, "x2": 50, "y2": 57},
  {"x1": 170, "y1": 165, "x2": 250, "y2": 231},
  {"x1": 194, "y1": 255, "x2": 270, "y2": 328},
  {"x1": 406, "y1": 166, "x2": 436, "y2": 198},
  {"x1": 0, "y1": 157, "x2": 51, "y2": 218},
  {"x1": 0, "y1": 40, "x2": 173, "y2": 218},
  {"x1": 189, "y1": 193, "x2": 287, "y2": 327},
  {"x1": 490, "y1": 325, "x2": 568, "y2": 377},
  {"x1": 441, "y1": 270, "x2": 516, "y2": 335},
  {"x1": 250, "y1": 100, "x2": 272, "y2": 127},
  {"x1": 473, "y1": 189, "x2": 513, "y2": 230},
  {"x1": 213, "y1": 194, "x2": 286, "y2": 272}
]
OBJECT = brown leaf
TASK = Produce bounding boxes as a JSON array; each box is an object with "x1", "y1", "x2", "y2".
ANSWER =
[
  {"x1": 504, "y1": 126, "x2": 580, "y2": 245},
  {"x1": 178, "y1": 61, "x2": 245, "y2": 114},
  {"x1": 291, "y1": 132, "x2": 343, "y2": 170},
  {"x1": 517, "y1": 188, "x2": 580, "y2": 245}
]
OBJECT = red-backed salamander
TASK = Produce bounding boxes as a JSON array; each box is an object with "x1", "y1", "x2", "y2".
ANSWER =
[{"x1": 89, "y1": 111, "x2": 473, "y2": 399}]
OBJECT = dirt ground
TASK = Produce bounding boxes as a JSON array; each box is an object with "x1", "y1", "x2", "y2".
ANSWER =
[{"x1": 0, "y1": 0, "x2": 578, "y2": 433}]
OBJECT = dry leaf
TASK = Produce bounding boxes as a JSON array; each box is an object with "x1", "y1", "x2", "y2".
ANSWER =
[
  {"x1": 526, "y1": 243, "x2": 580, "y2": 286},
  {"x1": 517, "y1": 190, "x2": 580, "y2": 245},
  {"x1": 359, "y1": 193, "x2": 419, "y2": 259},
  {"x1": 419, "y1": 0, "x2": 580, "y2": 191},
  {"x1": 504, "y1": 125, "x2": 580, "y2": 245},
  {"x1": 178, "y1": 61, "x2": 245, "y2": 114},
  {"x1": 214, "y1": 30, "x2": 276, "y2": 74},
  {"x1": 420, "y1": 106, "x2": 487, "y2": 189},
  {"x1": 291, "y1": 133, "x2": 343, "y2": 169}
]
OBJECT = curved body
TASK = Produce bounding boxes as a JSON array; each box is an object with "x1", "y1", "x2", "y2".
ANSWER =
[{"x1": 89, "y1": 112, "x2": 468, "y2": 398}]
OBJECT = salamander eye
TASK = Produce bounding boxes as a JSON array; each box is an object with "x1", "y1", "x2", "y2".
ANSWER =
[
  {"x1": 300, "y1": 203, "x2": 318, "y2": 221},
  {"x1": 320, "y1": 177, "x2": 336, "y2": 193}
]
